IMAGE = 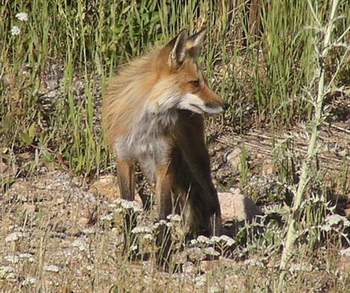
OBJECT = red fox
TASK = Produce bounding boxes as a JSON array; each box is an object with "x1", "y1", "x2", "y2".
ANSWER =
[{"x1": 102, "y1": 28, "x2": 224, "y2": 237}]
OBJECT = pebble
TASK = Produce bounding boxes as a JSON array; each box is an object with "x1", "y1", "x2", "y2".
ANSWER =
[
  {"x1": 44, "y1": 264, "x2": 60, "y2": 273},
  {"x1": 5, "y1": 232, "x2": 24, "y2": 242},
  {"x1": 72, "y1": 238, "x2": 88, "y2": 251}
]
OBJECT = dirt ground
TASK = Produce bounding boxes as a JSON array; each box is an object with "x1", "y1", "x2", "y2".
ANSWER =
[{"x1": 1, "y1": 117, "x2": 350, "y2": 292}]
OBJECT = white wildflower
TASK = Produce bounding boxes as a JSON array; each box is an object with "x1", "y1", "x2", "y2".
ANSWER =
[
  {"x1": 182, "y1": 261, "x2": 195, "y2": 274},
  {"x1": 187, "y1": 247, "x2": 205, "y2": 261},
  {"x1": 203, "y1": 247, "x2": 220, "y2": 257},
  {"x1": 16, "y1": 12, "x2": 28, "y2": 22},
  {"x1": 0, "y1": 266, "x2": 16, "y2": 280},
  {"x1": 18, "y1": 253, "x2": 34, "y2": 263},
  {"x1": 197, "y1": 235, "x2": 210, "y2": 244},
  {"x1": 322, "y1": 214, "x2": 350, "y2": 231},
  {"x1": 131, "y1": 226, "x2": 152, "y2": 234},
  {"x1": 108, "y1": 203, "x2": 117, "y2": 209},
  {"x1": 22, "y1": 277, "x2": 37, "y2": 286},
  {"x1": 158, "y1": 219, "x2": 167, "y2": 225},
  {"x1": 142, "y1": 233, "x2": 154, "y2": 241},
  {"x1": 153, "y1": 220, "x2": 167, "y2": 230},
  {"x1": 119, "y1": 199, "x2": 142, "y2": 212},
  {"x1": 210, "y1": 236, "x2": 221, "y2": 243},
  {"x1": 130, "y1": 244, "x2": 138, "y2": 251},
  {"x1": 4, "y1": 255, "x2": 19, "y2": 264},
  {"x1": 167, "y1": 214, "x2": 182, "y2": 222},
  {"x1": 220, "y1": 235, "x2": 235, "y2": 246},
  {"x1": 11, "y1": 26, "x2": 21, "y2": 36},
  {"x1": 139, "y1": 233, "x2": 155, "y2": 253},
  {"x1": 194, "y1": 275, "x2": 206, "y2": 288},
  {"x1": 209, "y1": 286, "x2": 220, "y2": 293},
  {"x1": 190, "y1": 239, "x2": 198, "y2": 246},
  {"x1": 100, "y1": 213, "x2": 114, "y2": 222},
  {"x1": 44, "y1": 265, "x2": 60, "y2": 273},
  {"x1": 0, "y1": 266, "x2": 14, "y2": 275},
  {"x1": 326, "y1": 214, "x2": 344, "y2": 226},
  {"x1": 152, "y1": 222, "x2": 160, "y2": 230}
]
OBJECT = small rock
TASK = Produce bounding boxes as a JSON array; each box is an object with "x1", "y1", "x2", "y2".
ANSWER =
[
  {"x1": 89, "y1": 175, "x2": 120, "y2": 199},
  {"x1": 344, "y1": 199, "x2": 350, "y2": 218},
  {"x1": 5, "y1": 231, "x2": 24, "y2": 242},
  {"x1": 219, "y1": 189, "x2": 262, "y2": 223},
  {"x1": 225, "y1": 148, "x2": 242, "y2": 172},
  {"x1": 72, "y1": 238, "x2": 88, "y2": 251},
  {"x1": 0, "y1": 159, "x2": 17, "y2": 179},
  {"x1": 78, "y1": 216, "x2": 91, "y2": 226},
  {"x1": 261, "y1": 159, "x2": 276, "y2": 176},
  {"x1": 0, "y1": 160, "x2": 8, "y2": 174},
  {"x1": 44, "y1": 265, "x2": 60, "y2": 273},
  {"x1": 340, "y1": 247, "x2": 350, "y2": 257}
]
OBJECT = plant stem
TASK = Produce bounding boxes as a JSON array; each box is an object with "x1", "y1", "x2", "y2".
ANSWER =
[{"x1": 278, "y1": 0, "x2": 339, "y2": 290}]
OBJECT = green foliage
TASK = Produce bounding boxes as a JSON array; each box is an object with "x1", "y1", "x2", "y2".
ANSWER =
[{"x1": 0, "y1": 0, "x2": 349, "y2": 176}]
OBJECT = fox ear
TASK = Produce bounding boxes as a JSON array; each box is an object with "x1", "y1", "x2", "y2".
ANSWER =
[
  {"x1": 169, "y1": 29, "x2": 188, "y2": 69},
  {"x1": 186, "y1": 28, "x2": 206, "y2": 58}
]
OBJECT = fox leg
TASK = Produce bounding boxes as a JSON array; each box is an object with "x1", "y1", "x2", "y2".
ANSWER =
[
  {"x1": 116, "y1": 159, "x2": 135, "y2": 200},
  {"x1": 185, "y1": 149, "x2": 221, "y2": 236},
  {"x1": 176, "y1": 114, "x2": 222, "y2": 236},
  {"x1": 154, "y1": 162, "x2": 175, "y2": 270},
  {"x1": 116, "y1": 159, "x2": 137, "y2": 258},
  {"x1": 156, "y1": 163, "x2": 174, "y2": 219}
]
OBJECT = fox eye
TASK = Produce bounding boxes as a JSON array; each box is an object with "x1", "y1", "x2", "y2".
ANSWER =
[{"x1": 189, "y1": 79, "x2": 200, "y2": 87}]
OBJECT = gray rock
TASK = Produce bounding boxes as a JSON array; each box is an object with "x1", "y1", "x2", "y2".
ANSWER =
[
  {"x1": 225, "y1": 148, "x2": 242, "y2": 172},
  {"x1": 218, "y1": 189, "x2": 262, "y2": 223}
]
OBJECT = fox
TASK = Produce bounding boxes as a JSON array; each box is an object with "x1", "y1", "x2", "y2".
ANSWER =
[{"x1": 102, "y1": 28, "x2": 224, "y2": 241}]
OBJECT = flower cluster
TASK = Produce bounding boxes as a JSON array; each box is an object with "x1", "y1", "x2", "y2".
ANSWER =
[
  {"x1": 187, "y1": 234, "x2": 236, "y2": 260},
  {"x1": 116, "y1": 199, "x2": 142, "y2": 213},
  {"x1": 11, "y1": 12, "x2": 29, "y2": 36},
  {"x1": 190, "y1": 234, "x2": 235, "y2": 247},
  {"x1": 16, "y1": 12, "x2": 28, "y2": 22}
]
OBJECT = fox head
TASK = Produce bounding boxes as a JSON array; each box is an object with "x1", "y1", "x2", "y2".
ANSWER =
[{"x1": 152, "y1": 29, "x2": 225, "y2": 115}]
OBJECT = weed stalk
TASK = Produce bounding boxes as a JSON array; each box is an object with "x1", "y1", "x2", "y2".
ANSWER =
[{"x1": 278, "y1": 0, "x2": 341, "y2": 289}]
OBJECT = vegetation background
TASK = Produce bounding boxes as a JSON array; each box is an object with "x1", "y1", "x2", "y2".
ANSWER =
[{"x1": 1, "y1": 0, "x2": 350, "y2": 291}]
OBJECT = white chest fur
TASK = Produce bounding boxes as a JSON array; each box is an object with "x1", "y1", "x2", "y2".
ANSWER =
[{"x1": 114, "y1": 108, "x2": 178, "y2": 182}]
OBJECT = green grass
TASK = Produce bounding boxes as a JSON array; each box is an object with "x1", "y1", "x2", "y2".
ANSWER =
[{"x1": 1, "y1": 0, "x2": 349, "y2": 176}]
